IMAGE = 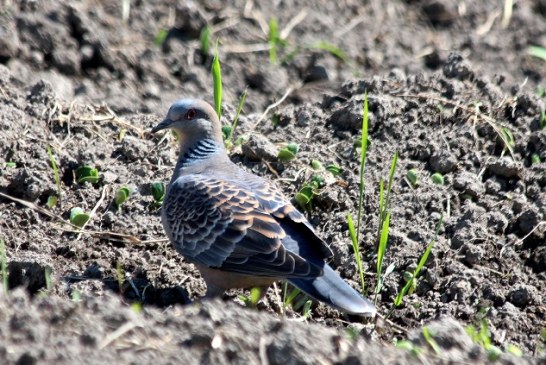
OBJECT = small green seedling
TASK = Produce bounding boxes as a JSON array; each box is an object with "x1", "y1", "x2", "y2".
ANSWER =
[
  {"x1": 531, "y1": 154, "x2": 541, "y2": 164},
  {"x1": 394, "y1": 215, "x2": 443, "y2": 307},
  {"x1": 0, "y1": 238, "x2": 8, "y2": 294},
  {"x1": 325, "y1": 164, "x2": 342, "y2": 176},
  {"x1": 200, "y1": 25, "x2": 211, "y2": 57},
  {"x1": 282, "y1": 282, "x2": 311, "y2": 315},
  {"x1": 154, "y1": 29, "x2": 168, "y2": 46},
  {"x1": 212, "y1": 42, "x2": 222, "y2": 119},
  {"x1": 46, "y1": 196, "x2": 58, "y2": 209},
  {"x1": 223, "y1": 88, "x2": 248, "y2": 150},
  {"x1": 430, "y1": 172, "x2": 444, "y2": 185},
  {"x1": 4, "y1": 162, "x2": 16, "y2": 168},
  {"x1": 151, "y1": 182, "x2": 166, "y2": 204},
  {"x1": 295, "y1": 185, "x2": 314, "y2": 208},
  {"x1": 115, "y1": 187, "x2": 132, "y2": 208},
  {"x1": 46, "y1": 145, "x2": 61, "y2": 206},
  {"x1": 309, "y1": 41, "x2": 348, "y2": 62},
  {"x1": 407, "y1": 168, "x2": 419, "y2": 187},
  {"x1": 268, "y1": 18, "x2": 280, "y2": 64},
  {"x1": 76, "y1": 166, "x2": 99, "y2": 184},
  {"x1": 311, "y1": 160, "x2": 323, "y2": 170},
  {"x1": 499, "y1": 127, "x2": 516, "y2": 155},
  {"x1": 540, "y1": 109, "x2": 546, "y2": 130},
  {"x1": 239, "y1": 286, "x2": 262, "y2": 308},
  {"x1": 422, "y1": 326, "x2": 441, "y2": 354},
  {"x1": 294, "y1": 175, "x2": 323, "y2": 209},
  {"x1": 277, "y1": 143, "x2": 299, "y2": 162},
  {"x1": 466, "y1": 320, "x2": 502, "y2": 361},
  {"x1": 70, "y1": 207, "x2": 90, "y2": 228}
]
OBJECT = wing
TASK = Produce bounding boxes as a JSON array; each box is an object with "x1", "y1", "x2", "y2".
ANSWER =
[
  {"x1": 162, "y1": 175, "x2": 322, "y2": 278},
  {"x1": 245, "y1": 175, "x2": 334, "y2": 261}
]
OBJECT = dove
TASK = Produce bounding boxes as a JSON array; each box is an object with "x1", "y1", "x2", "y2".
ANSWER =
[{"x1": 151, "y1": 99, "x2": 376, "y2": 316}]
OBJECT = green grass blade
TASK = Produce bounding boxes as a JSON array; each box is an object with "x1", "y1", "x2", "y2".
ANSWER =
[
  {"x1": 356, "y1": 93, "x2": 369, "y2": 243},
  {"x1": 268, "y1": 18, "x2": 279, "y2": 64},
  {"x1": 229, "y1": 88, "x2": 248, "y2": 143},
  {"x1": 347, "y1": 212, "x2": 366, "y2": 294},
  {"x1": 200, "y1": 25, "x2": 211, "y2": 56},
  {"x1": 309, "y1": 41, "x2": 348, "y2": 62},
  {"x1": 46, "y1": 145, "x2": 61, "y2": 200},
  {"x1": 384, "y1": 152, "x2": 398, "y2": 213},
  {"x1": 212, "y1": 43, "x2": 223, "y2": 119},
  {"x1": 376, "y1": 211, "x2": 391, "y2": 293},
  {"x1": 528, "y1": 45, "x2": 546, "y2": 62}
]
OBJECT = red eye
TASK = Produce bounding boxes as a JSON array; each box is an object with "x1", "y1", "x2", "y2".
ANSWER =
[{"x1": 184, "y1": 109, "x2": 196, "y2": 120}]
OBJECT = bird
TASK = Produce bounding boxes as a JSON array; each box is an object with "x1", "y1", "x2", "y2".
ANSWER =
[{"x1": 151, "y1": 99, "x2": 376, "y2": 316}]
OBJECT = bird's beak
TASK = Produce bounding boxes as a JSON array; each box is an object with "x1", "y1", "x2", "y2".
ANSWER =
[{"x1": 151, "y1": 118, "x2": 173, "y2": 133}]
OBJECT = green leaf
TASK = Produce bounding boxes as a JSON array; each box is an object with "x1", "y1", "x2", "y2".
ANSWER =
[
  {"x1": 221, "y1": 125, "x2": 232, "y2": 141},
  {"x1": 154, "y1": 29, "x2": 168, "y2": 46},
  {"x1": 528, "y1": 45, "x2": 546, "y2": 62},
  {"x1": 46, "y1": 195, "x2": 58, "y2": 208},
  {"x1": 278, "y1": 143, "x2": 299, "y2": 162},
  {"x1": 115, "y1": 187, "x2": 131, "y2": 208},
  {"x1": 268, "y1": 18, "x2": 279, "y2": 64},
  {"x1": 407, "y1": 169, "x2": 419, "y2": 187},
  {"x1": 531, "y1": 154, "x2": 541, "y2": 164},
  {"x1": 249, "y1": 286, "x2": 261, "y2": 306},
  {"x1": 500, "y1": 127, "x2": 516, "y2": 149},
  {"x1": 295, "y1": 186, "x2": 314, "y2": 208},
  {"x1": 325, "y1": 164, "x2": 342, "y2": 176},
  {"x1": 76, "y1": 166, "x2": 99, "y2": 184},
  {"x1": 286, "y1": 142, "x2": 298, "y2": 155},
  {"x1": 5, "y1": 162, "x2": 16, "y2": 168},
  {"x1": 311, "y1": 160, "x2": 323, "y2": 170},
  {"x1": 430, "y1": 172, "x2": 444, "y2": 185},
  {"x1": 310, "y1": 175, "x2": 324, "y2": 189},
  {"x1": 70, "y1": 207, "x2": 90, "y2": 228},
  {"x1": 151, "y1": 182, "x2": 165, "y2": 203}
]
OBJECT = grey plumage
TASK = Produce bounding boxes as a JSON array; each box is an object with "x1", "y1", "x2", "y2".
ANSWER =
[{"x1": 152, "y1": 99, "x2": 376, "y2": 316}]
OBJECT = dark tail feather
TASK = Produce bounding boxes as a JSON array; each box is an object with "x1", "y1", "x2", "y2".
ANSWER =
[{"x1": 288, "y1": 264, "x2": 376, "y2": 316}]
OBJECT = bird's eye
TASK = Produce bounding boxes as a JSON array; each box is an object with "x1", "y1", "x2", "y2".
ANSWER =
[{"x1": 184, "y1": 109, "x2": 196, "y2": 120}]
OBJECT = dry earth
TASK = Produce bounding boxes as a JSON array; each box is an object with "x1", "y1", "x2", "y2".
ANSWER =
[{"x1": 0, "y1": 1, "x2": 545, "y2": 364}]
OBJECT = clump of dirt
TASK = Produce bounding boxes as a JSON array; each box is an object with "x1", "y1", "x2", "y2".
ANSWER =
[{"x1": 1, "y1": 0, "x2": 546, "y2": 364}]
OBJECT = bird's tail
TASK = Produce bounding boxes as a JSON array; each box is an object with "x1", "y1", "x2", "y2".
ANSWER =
[{"x1": 288, "y1": 264, "x2": 376, "y2": 316}]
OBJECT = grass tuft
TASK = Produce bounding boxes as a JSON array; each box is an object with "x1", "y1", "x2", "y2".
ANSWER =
[{"x1": 394, "y1": 214, "x2": 443, "y2": 307}]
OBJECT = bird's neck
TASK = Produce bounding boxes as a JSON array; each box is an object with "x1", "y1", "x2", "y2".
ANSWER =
[{"x1": 174, "y1": 138, "x2": 227, "y2": 174}]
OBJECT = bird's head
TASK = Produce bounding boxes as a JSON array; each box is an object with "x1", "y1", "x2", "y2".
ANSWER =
[{"x1": 151, "y1": 99, "x2": 223, "y2": 148}]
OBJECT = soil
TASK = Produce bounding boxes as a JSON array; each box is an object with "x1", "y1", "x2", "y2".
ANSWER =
[{"x1": 1, "y1": 0, "x2": 545, "y2": 364}]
